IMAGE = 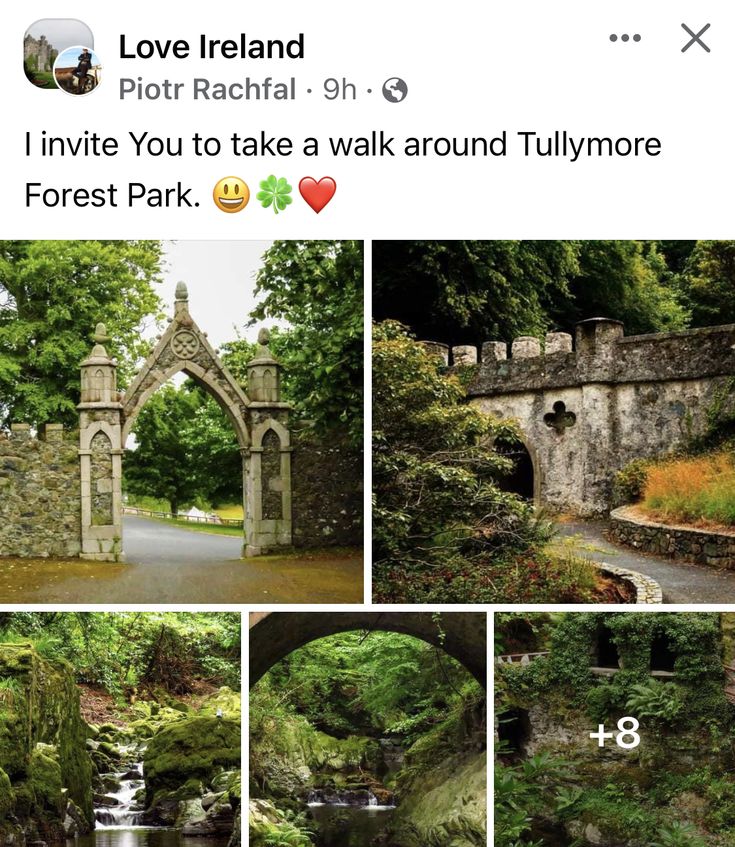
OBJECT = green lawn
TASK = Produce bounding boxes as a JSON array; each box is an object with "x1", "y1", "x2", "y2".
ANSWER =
[
  {"x1": 214, "y1": 503, "x2": 244, "y2": 520},
  {"x1": 140, "y1": 515, "x2": 243, "y2": 537},
  {"x1": 31, "y1": 72, "x2": 56, "y2": 89}
]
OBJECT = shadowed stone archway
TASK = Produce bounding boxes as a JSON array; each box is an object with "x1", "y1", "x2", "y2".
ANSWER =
[
  {"x1": 77, "y1": 284, "x2": 292, "y2": 561},
  {"x1": 249, "y1": 612, "x2": 487, "y2": 687}
]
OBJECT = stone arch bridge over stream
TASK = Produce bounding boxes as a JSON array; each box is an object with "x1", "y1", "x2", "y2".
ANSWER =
[{"x1": 249, "y1": 612, "x2": 487, "y2": 687}]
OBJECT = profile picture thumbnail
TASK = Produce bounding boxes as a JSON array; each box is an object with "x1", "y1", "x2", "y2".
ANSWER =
[
  {"x1": 54, "y1": 45, "x2": 102, "y2": 96},
  {"x1": 23, "y1": 18, "x2": 94, "y2": 89}
]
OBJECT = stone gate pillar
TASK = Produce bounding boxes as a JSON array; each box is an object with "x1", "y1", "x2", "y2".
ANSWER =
[
  {"x1": 244, "y1": 329, "x2": 292, "y2": 556},
  {"x1": 78, "y1": 324, "x2": 123, "y2": 561}
]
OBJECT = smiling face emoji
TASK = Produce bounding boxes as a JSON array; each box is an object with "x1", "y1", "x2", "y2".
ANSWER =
[{"x1": 213, "y1": 177, "x2": 250, "y2": 213}]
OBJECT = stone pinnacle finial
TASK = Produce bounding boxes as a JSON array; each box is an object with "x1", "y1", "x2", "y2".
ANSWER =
[
  {"x1": 93, "y1": 323, "x2": 110, "y2": 344},
  {"x1": 175, "y1": 281, "x2": 189, "y2": 301},
  {"x1": 257, "y1": 328, "x2": 270, "y2": 346}
]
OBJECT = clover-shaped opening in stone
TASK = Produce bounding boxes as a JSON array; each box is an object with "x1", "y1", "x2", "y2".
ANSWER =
[{"x1": 544, "y1": 400, "x2": 576, "y2": 434}]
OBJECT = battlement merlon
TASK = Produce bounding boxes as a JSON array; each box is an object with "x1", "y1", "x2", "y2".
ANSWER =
[
  {"x1": 5, "y1": 423, "x2": 67, "y2": 442},
  {"x1": 457, "y1": 319, "x2": 735, "y2": 396}
]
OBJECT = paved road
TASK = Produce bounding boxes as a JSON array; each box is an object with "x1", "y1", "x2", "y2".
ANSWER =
[
  {"x1": 0, "y1": 516, "x2": 363, "y2": 604},
  {"x1": 557, "y1": 519, "x2": 735, "y2": 604},
  {"x1": 124, "y1": 515, "x2": 243, "y2": 564}
]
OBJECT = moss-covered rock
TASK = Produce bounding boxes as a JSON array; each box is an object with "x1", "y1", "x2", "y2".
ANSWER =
[
  {"x1": 143, "y1": 716, "x2": 240, "y2": 803},
  {"x1": 0, "y1": 767, "x2": 14, "y2": 819},
  {"x1": 29, "y1": 746, "x2": 63, "y2": 815},
  {"x1": 0, "y1": 642, "x2": 94, "y2": 840},
  {"x1": 388, "y1": 750, "x2": 486, "y2": 847},
  {"x1": 199, "y1": 687, "x2": 242, "y2": 720}
]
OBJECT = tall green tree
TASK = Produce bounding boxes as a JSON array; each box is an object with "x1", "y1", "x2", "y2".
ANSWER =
[
  {"x1": 373, "y1": 240, "x2": 691, "y2": 345},
  {"x1": 678, "y1": 240, "x2": 735, "y2": 327},
  {"x1": 565, "y1": 240, "x2": 688, "y2": 334},
  {"x1": 0, "y1": 240, "x2": 163, "y2": 428},
  {"x1": 124, "y1": 385, "x2": 205, "y2": 515},
  {"x1": 250, "y1": 240, "x2": 363, "y2": 442},
  {"x1": 372, "y1": 240, "x2": 579, "y2": 346},
  {"x1": 124, "y1": 382, "x2": 243, "y2": 512}
]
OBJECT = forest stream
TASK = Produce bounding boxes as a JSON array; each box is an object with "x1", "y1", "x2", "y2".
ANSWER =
[
  {"x1": 301, "y1": 737, "x2": 399, "y2": 847},
  {"x1": 249, "y1": 628, "x2": 487, "y2": 847},
  {"x1": 0, "y1": 613, "x2": 242, "y2": 847}
]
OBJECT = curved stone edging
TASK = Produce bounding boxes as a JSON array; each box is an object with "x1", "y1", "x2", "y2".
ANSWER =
[
  {"x1": 594, "y1": 561, "x2": 663, "y2": 604},
  {"x1": 610, "y1": 505, "x2": 735, "y2": 571}
]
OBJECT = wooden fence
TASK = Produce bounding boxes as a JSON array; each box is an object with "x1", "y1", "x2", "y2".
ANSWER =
[{"x1": 122, "y1": 506, "x2": 243, "y2": 528}]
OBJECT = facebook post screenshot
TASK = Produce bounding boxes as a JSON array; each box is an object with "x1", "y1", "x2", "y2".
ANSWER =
[{"x1": 2, "y1": 3, "x2": 735, "y2": 846}]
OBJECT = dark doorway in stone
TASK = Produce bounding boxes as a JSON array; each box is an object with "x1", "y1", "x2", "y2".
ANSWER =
[
  {"x1": 650, "y1": 631, "x2": 676, "y2": 672},
  {"x1": 496, "y1": 443, "x2": 535, "y2": 501},
  {"x1": 497, "y1": 707, "x2": 530, "y2": 756},
  {"x1": 595, "y1": 625, "x2": 620, "y2": 669}
]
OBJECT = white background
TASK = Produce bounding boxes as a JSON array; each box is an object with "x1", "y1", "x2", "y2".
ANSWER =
[
  {"x1": 3, "y1": 3, "x2": 732, "y2": 843},
  {"x1": 1, "y1": 1, "x2": 731, "y2": 238}
]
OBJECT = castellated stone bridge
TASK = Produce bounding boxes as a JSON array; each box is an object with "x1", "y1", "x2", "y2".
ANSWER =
[{"x1": 431, "y1": 318, "x2": 735, "y2": 516}]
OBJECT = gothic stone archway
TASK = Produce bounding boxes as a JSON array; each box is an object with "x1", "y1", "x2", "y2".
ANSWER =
[
  {"x1": 249, "y1": 612, "x2": 487, "y2": 688},
  {"x1": 77, "y1": 283, "x2": 292, "y2": 561}
]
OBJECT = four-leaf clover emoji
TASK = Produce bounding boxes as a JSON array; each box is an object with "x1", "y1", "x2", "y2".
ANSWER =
[{"x1": 256, "y1": 175, "x2": 293, "y2": 214}]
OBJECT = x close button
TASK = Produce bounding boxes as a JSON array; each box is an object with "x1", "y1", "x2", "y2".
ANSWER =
[{"x1": 681, "y1": 23, "x2": 711, "y2": 53}]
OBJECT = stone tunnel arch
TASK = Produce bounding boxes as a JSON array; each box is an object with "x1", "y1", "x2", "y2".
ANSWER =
[
  {"x1": 496, "y1": 440, "x2": 540, "y2": 503},
  {"x1": 249, "y1": 612, "x2": 487, "y2": 688},
  {"x1": 496, "y1": 437, "x2": 540, "y2": 503}
]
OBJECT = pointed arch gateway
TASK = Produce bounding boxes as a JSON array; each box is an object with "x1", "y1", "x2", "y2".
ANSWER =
[{"x1": 77, "y1": 283, "x2": 292, "y2": 561}]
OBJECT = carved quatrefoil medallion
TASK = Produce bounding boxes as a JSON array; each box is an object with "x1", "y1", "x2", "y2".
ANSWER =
[{"x1": 171, "y1": 330, "x2": 200, "y2": 360}]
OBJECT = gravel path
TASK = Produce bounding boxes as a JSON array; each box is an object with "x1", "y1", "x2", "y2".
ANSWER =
[{"x1": 557, "y1": 519, "x2": 735, "y2": 604}]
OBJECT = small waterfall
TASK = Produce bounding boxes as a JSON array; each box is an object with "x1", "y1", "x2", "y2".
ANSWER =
[
  {"x1": 306, "y1": 787, "x2": 395, "y2": 810},
  {"x1": 95, "y1": 761, "x2": 146, "y2": 829}
]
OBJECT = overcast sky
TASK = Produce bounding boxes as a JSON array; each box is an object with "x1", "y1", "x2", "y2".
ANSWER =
[
  {"x1": 26, "y1": 19, "x2": 94, "y2": 52},
  {"x1": 152, "y1": 240, "x2": 278, "y2": 348}
]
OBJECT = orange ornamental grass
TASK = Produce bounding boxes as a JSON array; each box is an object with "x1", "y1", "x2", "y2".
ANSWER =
[{"x1": 642, "y1": 451, "x2": 735, "y2": 527}]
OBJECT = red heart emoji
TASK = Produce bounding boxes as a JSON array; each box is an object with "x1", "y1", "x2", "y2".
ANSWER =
[{"x1": 299, "y1": 176, "x2": 336, "y2": 213}]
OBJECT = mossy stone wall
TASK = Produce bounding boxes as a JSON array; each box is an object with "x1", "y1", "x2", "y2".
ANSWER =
[{"x1": 0, "y1": 643, "x2": 93, "y2": 840}]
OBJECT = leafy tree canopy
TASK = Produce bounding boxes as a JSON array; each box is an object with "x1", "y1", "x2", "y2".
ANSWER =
[
  {"x1": 251, "y1": 240, "x2": 363, "y2": 442},
  {"x1": 0, "y1": 611, "x2": 241, "y2": 699},
  {"x1": 124, "y1": 382, "x2": 242, "y2": 513},
  {"x1": 0, "y1": 240, "x2": 163, "y2": 428},
  {"x1": 264, "y1": 629, "x2": 477, "y2": 740},
  {"x1": 373, "y1": 240, "x2": 716, "y2": 347}
]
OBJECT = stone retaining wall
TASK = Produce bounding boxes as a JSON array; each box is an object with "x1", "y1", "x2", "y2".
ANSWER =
[
  {"x1": 0, "y1": 424, "x2": 81, "y2": 558},
  {"x1": 609, "y1": 504, "x2": 735, "y2": 569},
  {"x1": 595, "y1": 561, "x2": 662, "y2": 604}
]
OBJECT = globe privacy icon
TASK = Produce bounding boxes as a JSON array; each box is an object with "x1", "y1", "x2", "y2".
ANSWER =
[{"x1": 382, "y1": 77, "x2": 408, "y2": 102}]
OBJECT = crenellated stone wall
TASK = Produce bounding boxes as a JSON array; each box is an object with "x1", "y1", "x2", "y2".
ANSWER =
[
  {"x1": 0, "y1": 424, "x2": 81, "y2": 558},
  {"x1": 449, "y1": 319, "x2": 735, "y2": 515}
]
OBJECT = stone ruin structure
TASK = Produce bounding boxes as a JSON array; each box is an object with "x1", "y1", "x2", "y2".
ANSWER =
[
  {"x1": 430, "y1": 318, "x2": 735, "y2": 515},
  {"x1": 24, "y1": 34, "x2": 55, "y2": 72},
  {"x1": 1, "y1": 284, "x2": 293, "y2": 561}
]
